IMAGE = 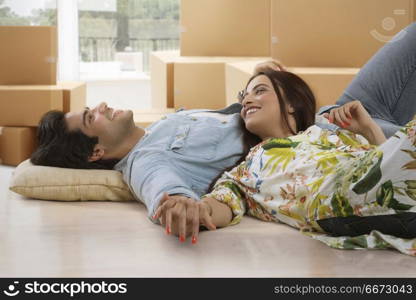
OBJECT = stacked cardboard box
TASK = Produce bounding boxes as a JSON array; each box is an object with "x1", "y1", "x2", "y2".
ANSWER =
[
  {"x1": 151, "y1": 0, "x2": 415, "y2": 113},
  {"x1": 180, "y1": 0, "x2": 271, "y2": 57},
  {"x1": 270, "y1": 0, "x2": 416, "y2": 67},
  {"x1": 180, "y1": 0, "x2": 416, "y2": 67},
  {"x1": 0, "y1": 127, "x2": 37, "y2": 166},
  {"x1": 150, "y1": 51, "x2": 270, "y2": 110},
  {"x1": 0, "y1": 26, "x2": 57, "y2": 85},
  {"x1": 0, "y1": 26, "x2": 86, "y2": 166},
  {"x1": 149, "y1": 0, "x2": 272, "y2": 110},
  {"x1": 134, "y1": 108, "x2": 176, "y2": 128}
]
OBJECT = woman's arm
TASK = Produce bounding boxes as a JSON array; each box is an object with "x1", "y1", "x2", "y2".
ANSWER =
[
  {"x1": 322, "y1": 100, "x2": 387, "y2": 145},
  {"x1": 361, "y1": 123, "x2": 387, "y2": 145},
  {"x1": 202, "y1": 197, "x2": 233, "y2": 228}
]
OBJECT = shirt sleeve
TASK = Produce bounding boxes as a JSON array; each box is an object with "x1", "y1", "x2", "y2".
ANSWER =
[
  {"x1": 129, "y1": 157, "x2": 200, "y2": 222},
  {"x1": 317, "y1": 104, "x2": 340, "y2": 115},
  {"x1": 203, "y1": 163, "x2": 248, "y2": 226}
]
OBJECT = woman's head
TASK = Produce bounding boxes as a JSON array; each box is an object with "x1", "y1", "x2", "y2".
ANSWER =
[{"x1": 239, "y1": 69, "x2": 316, "y2": 140}]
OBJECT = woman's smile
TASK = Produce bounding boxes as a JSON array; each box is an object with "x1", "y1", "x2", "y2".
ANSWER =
[{"x1": 245, "y1": 106, "x2": 262, "y2": 118}]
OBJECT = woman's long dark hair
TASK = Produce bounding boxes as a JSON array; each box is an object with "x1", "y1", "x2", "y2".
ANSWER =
[{"x1": 208, "y1": 68, "x2": 316, "y2": 190}]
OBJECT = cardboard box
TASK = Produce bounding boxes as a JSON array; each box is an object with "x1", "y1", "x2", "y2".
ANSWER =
[
  {"x1": 150, "y1": 51, "x2": 271, "y2": 110},
  {"x1": 58, "y1": 82, "x2": 87, "y2": 113},
  {"x1": 0, "y1": 82, "x2": 86, "y2": 127},
  {"x1": 225, "y1": 60, "x2": 359, "y2": 109},
  {"x1": 134, "y1": 108, "x2": 176, "y2": 128},
  {"x1": 150, "y1": 51, "x2": 175, "y2": 109},
  {"x1": 0, "y1": 26, "x2": 57, "y2": 85},
  {"x1": 292, "y1": 67, "x2": 360, "y2": 108},
  {"x1": 174, "y1": 61, "x2": 227, "y2": 110},
  {"x1": 0, "y1": 127, "x2": 37, "y2": 166},
  {"x1": 180, "y1": 0, "x2": 271, "y2": 57},
  {"x1": 271, "y1": 0, "x2": 415, "y2": 67},
  {"x1": 0, "y1": 87, "x2": 62, "y2": 127},
  {"x1": 225, "y1": 60, "x2": 266, "y2": 106}
]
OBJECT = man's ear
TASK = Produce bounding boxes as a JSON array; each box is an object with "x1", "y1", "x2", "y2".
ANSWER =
[{"x1": 88, "y1": 144, "x2": 105, "y2": 162}]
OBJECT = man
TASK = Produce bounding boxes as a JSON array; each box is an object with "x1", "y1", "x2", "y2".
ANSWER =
[
  {"x1": 32, "y1": 60, "x2": 334, "y2": 244},
  {"x1": 31, "y1": 101, "x2": 256, "y2": 240}
]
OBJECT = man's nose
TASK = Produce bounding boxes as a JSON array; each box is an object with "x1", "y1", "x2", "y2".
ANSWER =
[{"x1": 98, "y1": 102, "x2": 108, "y2": 113}]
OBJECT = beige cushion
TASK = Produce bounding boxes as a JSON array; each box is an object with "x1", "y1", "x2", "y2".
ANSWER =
[{"x1": 9, "y1": 159, "x2": 135, "y2": 201}]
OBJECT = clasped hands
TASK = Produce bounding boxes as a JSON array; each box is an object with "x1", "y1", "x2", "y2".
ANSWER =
[{"x1": 153, "y1": 193, "x2": 216, "y2": 245}]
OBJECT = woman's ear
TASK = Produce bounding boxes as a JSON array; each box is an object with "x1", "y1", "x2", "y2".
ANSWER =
[{"x1": 88, "y1": 144, "x2": 105, "y2": 162}]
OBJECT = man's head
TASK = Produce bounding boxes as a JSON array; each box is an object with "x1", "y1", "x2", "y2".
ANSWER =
[{"x1": 31, "y1": 102, "x2": 136, "y2": 170}]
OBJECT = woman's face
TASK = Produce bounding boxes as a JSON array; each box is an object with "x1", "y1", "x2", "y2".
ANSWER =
[{"x1": 240, "y1": 75, "x2": 295, "y2": 140}]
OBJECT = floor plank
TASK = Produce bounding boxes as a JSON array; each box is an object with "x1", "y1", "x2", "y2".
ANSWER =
[{"x1": 1, "y1": 164, "x2": 415, "y2": 277}]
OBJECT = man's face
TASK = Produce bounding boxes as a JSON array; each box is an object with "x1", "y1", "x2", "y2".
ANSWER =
[{"x1": 65, "y1": 102, "x2": 135, "y2": 148}]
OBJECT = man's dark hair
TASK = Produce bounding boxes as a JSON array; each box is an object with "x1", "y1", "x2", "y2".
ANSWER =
[{"x1": 30, "y1": 110, "x2": 119, "y2": 169}]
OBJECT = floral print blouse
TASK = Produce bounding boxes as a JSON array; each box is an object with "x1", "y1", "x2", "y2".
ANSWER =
[{"x1": 204, "y1": 120, "x2": 416, "y2": 256}]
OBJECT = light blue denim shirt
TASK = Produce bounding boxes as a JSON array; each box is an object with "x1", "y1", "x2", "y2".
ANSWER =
[
  {"x1": 114, "y1": 107, "x2": 339, "y2": 222},
  {"x1": 315, "y1": 105, "x2": 340, "y2": 131},
  {"x1": 114, "y1": 109, "x2": 245, "y2": 221}
]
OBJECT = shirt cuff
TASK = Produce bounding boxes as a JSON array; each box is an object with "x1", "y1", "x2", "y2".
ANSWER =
[
  {"x1": 317, "y1": 104, "x2": 340, "y2": 115},
  {"x1": 148, "y1": 187, "x2": 201, "y2": 223}
]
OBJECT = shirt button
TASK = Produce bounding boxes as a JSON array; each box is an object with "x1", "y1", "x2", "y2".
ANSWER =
[
  {"x1": 221, "y1": 121, "x2": 227, "y2": 124},
  {"x1": 191, "y1": 117, "x2": 197, "y2": 121},
  {"x1": 161, "y1": 116, "x2": 167, "y2": 120}
]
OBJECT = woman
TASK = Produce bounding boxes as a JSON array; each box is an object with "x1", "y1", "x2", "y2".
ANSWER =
[
  {"x1": 154, "y1": 23, "x2": 416, "y2": 255},
  {"x1": 156, "y1": 67, "x2": 416, "y2": 256}
]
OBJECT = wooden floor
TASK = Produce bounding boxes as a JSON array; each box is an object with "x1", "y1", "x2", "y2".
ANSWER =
[{"x1": 1, "y1": 164, "x2": 415, "y2": 277}]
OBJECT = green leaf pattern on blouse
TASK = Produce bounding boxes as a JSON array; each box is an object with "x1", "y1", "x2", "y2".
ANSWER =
[{"x1": 204, "y1": 120, "x2": 416, "y2": 256}]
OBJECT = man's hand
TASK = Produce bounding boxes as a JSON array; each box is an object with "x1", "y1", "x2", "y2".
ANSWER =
[
  {"x1": 322, "y1": 100, "x2": 386, "y2": 145},
  {"x1": 153, "y1": 193, "x2": 216, "y2": 244},
  {"x1": 253, "y1": 59, "x2": 286, "y2": 75}
]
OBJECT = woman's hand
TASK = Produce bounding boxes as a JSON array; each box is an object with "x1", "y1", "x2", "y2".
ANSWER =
[
  {"x1": 153, "y1": 193, "x2": 216, "y2": 244},
  {"x1": 322, "y1": 100, "x2": 374, "y2": 135},
  {"x1": 322, "y1": 100, "x2": 386, "y2": 145},
  {"x1": 254, "y1": 59, "x2": 286, "y2": 75}
]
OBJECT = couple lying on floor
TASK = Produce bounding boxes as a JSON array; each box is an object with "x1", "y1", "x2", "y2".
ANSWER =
[{"x1": 31, "y1": 23, "x2": 416, "y2": 256}]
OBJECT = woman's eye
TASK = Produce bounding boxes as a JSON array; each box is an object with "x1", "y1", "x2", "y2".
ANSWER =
[
  {"x1": 89, "y1": 114, "x2": 94, "y2": 123},
  {"x1": 255, "y1": 88, "x2": 265, "y2": 95}
]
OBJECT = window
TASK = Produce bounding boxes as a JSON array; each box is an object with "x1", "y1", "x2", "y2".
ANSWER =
[
  {"x1": 0, "y1": 0, "x2": 56, "y2": 26},
  {"x1": 78, "y1": 0, "x2": 179, "y2": 75},
  {"x1": 0, "y1": 0, "x2": 179, "y2": 75},
  {"x1": 0, "y1": 0, "x2": 178, "y2": 110}
]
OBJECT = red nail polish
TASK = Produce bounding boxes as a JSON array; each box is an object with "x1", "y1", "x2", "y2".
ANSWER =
[
  {"x1": 166, "y1": 227, "x2": 171, "y2": 235},
  {"x1": 192, "y1": 236, "x2": 197, "y2": 244},
  {"x1": 179, "y1": 235, "x2": 185, "y2": 242}
]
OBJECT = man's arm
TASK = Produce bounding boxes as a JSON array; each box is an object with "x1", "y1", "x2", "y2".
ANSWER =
[
  {"x1": 253, "y1": 59, "x2": 286, "y2": 75},
  {"x1": 129, "y1": 158, "x2": 200, "y2": 221}
]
